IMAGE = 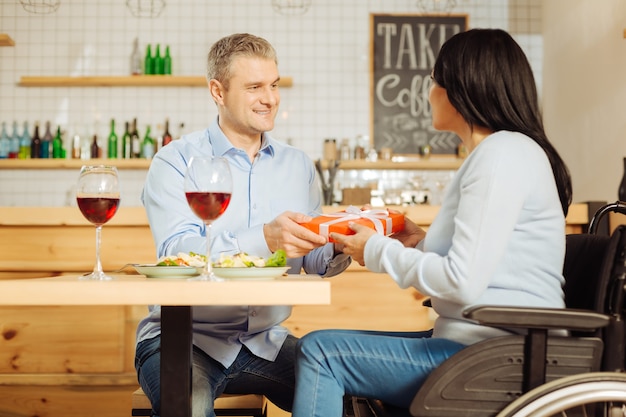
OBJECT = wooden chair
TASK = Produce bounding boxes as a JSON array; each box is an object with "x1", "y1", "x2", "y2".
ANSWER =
[{"x1": 131, "y1": 387, "x2": 267, "y2": 417}]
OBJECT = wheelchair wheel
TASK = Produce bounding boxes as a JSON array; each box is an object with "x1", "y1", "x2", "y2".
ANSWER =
[{"x1": 496, "y1": 372, "x2": 626, "y2": 417}]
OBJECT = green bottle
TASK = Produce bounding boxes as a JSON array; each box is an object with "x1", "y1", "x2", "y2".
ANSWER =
[
  {"x1": 154, "y1": 44, "x2": 164, "y2": 75},
  {"x1": 144, "y1": 44, "x2": 153, "y2": 75},
  {"x1": 121, "y1": 121, "x2": 131, "y2": 159},
  {"x1": 52, "y1": 125, "x2": 64, "y2": 158},
  {"x1": 141, "y1": 125, "x2": 155, "y2": 159},
  {"x1": 18, "y1": 121, "x2": 30, "y2": 159},
  {"x1": 164, "y1": 45, "x2": 172, "y2": 75},
  {"x1": 107, "y1": 119, "x2": 118, "y2": 159}
]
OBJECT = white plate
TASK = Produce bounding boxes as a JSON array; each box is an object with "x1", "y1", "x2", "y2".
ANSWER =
[
  {"x1": 212, "y1": 266, "x2": 290, "y2": 280},
  {"x1": 134, "y1": 264, "x2": 202, "y2": 278}
]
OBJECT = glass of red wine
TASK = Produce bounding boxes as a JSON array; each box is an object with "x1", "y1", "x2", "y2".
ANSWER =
[
  {"x1": 184, "y1": 156, "x2": 232, "y2": 281},
  {"x1": 76, "y1": 165, "x2": 121, "y2": 280}
]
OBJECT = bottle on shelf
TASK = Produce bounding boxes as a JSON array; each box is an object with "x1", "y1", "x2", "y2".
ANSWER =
[
  {"x1": 52, "y1": 125, "x2": 64, "y2": 158},
  {"x1": 353, "y1": 135, "x2": 367, "y2": 160},
  {"x1": 141, "y1": 125, "x2": 155, "y2": 159},
  {"x1": 9, "y1": 121, "x2": 20, "y2": 159},
  {"x1": 339, "y1": 138, "x2": 351, "y2": 161},
  {"x1": 162, "y1": 118, "x2": 172, "y2": 147},
  {"x1": 121, "y1": 121, "x2": 131, "y2": 159},
  {"x1": 131, "y1": 118, "x2": 141, "y2": 158},
  {"x1": 107, "y1": 119, "x2": 118, "y2": 159},
  {"x1": 164, "y1": 45, "x2": 172, "y2": 75},
  {"x1": 154, "y1": 44, "x2": 164, "y2": 75},
  {"x1": 80, "y1": 126, "x2": 91, "y2": 160},
  {"x1": 41, "y1": 121, "x2": 53, "y2": 159},
  {"x1": 90, "y1": 134, "x2": 100, "y2": 159},
  {"x1": 71, "y1": 126, "x2": 81, "y2": 159},
  {"x1": 130, "y1": 37, "x2": 142, "y2": 75},
  {"x1": 0, "y1": 122, "x2": 10, "y2": 159},
  {"x1": 144, "y1": 44, "x2": 153, "y2": 75},
  {"x1": 18, "y1": 121, "x2": 30, "y2": 159},
  {"x1": 30, "y1": 122, "x2": 41, "y2": 159}
]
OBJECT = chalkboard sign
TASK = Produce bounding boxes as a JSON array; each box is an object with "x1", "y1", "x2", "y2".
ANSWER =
[{"x1": 370, "y1": 14, "x2": 468, "y2": 155}]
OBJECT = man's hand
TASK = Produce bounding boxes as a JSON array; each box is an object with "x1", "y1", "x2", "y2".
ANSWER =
[{"x1": 263, "y1": 211, "x2": 327, "y2": 258}]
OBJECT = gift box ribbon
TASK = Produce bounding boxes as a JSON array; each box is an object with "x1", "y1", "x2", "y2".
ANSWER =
[{"x1": 318, "y1": 206, "x2": 392, "y2": 239}]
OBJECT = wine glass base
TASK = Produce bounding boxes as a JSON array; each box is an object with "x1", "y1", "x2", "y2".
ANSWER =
[
  {"x1": 188, "y1": 273, "x2": 224, "y2": 282},
  {"x1": 79, "y1": 271, "x2": 114, "y2": 281}
]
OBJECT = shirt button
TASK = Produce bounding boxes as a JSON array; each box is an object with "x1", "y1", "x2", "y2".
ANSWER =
[
  {"x1": 252, "y1": 204, "x2": 257, "y2": 209},
  {"x1": 251, "y1": 310, "x2": 257, "y2": 317}
]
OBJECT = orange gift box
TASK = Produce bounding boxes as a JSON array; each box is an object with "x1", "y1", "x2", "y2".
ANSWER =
[{"x1": 301, "y1": 206, "x2": 405, "y2": 242}]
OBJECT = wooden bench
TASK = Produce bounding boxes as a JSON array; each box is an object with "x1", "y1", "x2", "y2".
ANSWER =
[{"x1": 132, "y1": 388, "x2": 267, "y2": 417}]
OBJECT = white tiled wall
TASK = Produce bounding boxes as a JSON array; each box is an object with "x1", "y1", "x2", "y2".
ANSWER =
[{"x1": 0, "y1": 0, "x2": 542, "y2": 206}]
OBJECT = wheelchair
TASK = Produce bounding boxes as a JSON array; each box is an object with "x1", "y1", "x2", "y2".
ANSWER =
[{"x1": 350, "y1": 201, "x2": 626, "y2": 417}]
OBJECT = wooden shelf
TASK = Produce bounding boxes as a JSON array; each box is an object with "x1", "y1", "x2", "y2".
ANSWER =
[
  {"x1": 18, "y1": 75, "x2": 293, "y2": 88},
  {"x1": 321, "y1": 157, "x2": 463, "y2": 170},
  {"x1": 0, "y1": 158, "x2": 151, "y2": 170},
  {"x1": 0, "y1": 34, "x2": 15, "y2": 46},
  {"x1": 0, "y1": 157, "x2": 461, "y2": 171}
]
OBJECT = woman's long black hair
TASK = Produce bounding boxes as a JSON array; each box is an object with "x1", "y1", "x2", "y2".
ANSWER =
[{"x1": 432, "y1": 28, "x2": 572, "y2": 215}]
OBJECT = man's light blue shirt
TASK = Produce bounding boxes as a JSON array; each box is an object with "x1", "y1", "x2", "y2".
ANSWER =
[{"x1": 136, "y1": 118, "x2": 350, "y2": 367}]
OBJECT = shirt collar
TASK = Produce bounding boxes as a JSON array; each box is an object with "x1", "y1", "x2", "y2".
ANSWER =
[{"x1": 207, "y1": 117, "x2": 276, "y2": 158}]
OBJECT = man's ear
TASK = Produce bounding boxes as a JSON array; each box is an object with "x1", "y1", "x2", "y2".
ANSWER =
[{"x1": 208, "y1": 79, "x2": 224, "y2": 104}]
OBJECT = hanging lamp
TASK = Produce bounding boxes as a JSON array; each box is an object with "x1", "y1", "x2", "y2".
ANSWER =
[
  {"x1": 126, "y1": 0, "x2": 166, "y2": 18},
  {"x1": 19, "y1": 0, "x2": 60, "y2": 14},
  {"x1": 271, "y1": 0, "x2": 311, "y2": 16}
]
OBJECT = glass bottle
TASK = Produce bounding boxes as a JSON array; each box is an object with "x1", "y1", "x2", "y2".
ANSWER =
[
  {"x1": 131, "y1": 118, "x2": 141, "y2": 158},
  {"x1": 0, "y1": 122, "x2": 10, "y2": 159},
  {"x1": 353, "y1": 135, "x2": 366, "y2": 160},
  {"x1": 141, "y1": 125, "x2": 155, "y2": 159},
  {"x1": 30, "y1": 122, "x2": 41, "y2": 159},
  {"x1": 52, "y1": 125, "x2": 64, "y2": 158},
  {"x1": 154, "y1": 44, "x2": 164, "y2": 75},
  {"x1": 41, "y1": 120, "x2": 53, "y2": 159},
  {"x1": 18, "y1": 121, "x2": 30, "y2": 159},
  {"x1": 164, "y1": 45, "x2": 172, "y2": 75},
  {"x1": 619, "y1": 157, "x2": 626, "y2": 202},
  {"x1": 162, "y1": 118, "x2": 172, "y2": 147},
  {"x1": 130, "y1": 37, "x2": 142, "y2": 75},
  {"x1": 121, "y1": 121, "x2": 131, "y2": 159},
  {"x1": 107, "y1": 119, "x2": 118, "y2": 159},
  {"x1": 339, "y1": 138, "x2": 351, "y2": 161},
  {"x1": 144, "y1": 44, "x2": 153, "y2": 75},
  {"x1": 71, "y1": 126, "x2": 81, "y2": 159},
  {"x1": 9, "y1": 121, "x2": 20, "y2": 158},
  {"x1": 90, "y1": 134, "x2": 100, "y2": 159}
]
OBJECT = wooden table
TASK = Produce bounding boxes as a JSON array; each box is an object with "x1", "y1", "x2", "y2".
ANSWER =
[{"x1": 0, "y1": 274, "x2": 331, "y2": 417}]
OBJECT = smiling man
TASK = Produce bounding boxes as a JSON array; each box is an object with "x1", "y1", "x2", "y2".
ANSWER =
[{"x1": 135, "y1": 33, "x2": 351, "y2": 417}]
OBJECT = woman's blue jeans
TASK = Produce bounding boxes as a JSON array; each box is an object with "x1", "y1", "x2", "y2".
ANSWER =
[
  {"x1": 135, "y1": 335, "x2": 298, "y2": 417},
  {"x1": 292, "y1": 329, "x2": 466, "y2": 417}
]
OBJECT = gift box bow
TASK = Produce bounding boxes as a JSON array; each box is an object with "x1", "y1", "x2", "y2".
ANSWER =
[{"x1": 318, "y1": 206, "x2": 393, "y2": 239}]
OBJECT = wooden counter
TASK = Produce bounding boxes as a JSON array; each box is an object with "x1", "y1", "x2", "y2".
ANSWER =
[
  {"x1": 0, "y1": 203, "x2": 591, "y2": 417},
  {"x1": 0, "y1": 203, "x2": 589, "y2": 271}
]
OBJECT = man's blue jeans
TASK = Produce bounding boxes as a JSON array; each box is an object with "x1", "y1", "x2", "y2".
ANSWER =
[
  {"x1": 292, "y1": 329, "x2": 466, "y2": 417},
  {"x1": 135, "y1": 335, "x2": 298, "y2": 417}
]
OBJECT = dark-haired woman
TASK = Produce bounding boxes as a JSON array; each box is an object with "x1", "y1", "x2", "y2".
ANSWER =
[{"x1": 291, "y1": 28, "x2": 572, "y2": 417}]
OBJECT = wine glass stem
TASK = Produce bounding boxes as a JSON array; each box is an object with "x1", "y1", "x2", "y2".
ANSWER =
[
  {"x1": 94, "y1": 225, "x2": 103, "y2": 274},
  {"x1": 205, "y1": 223, "x2": 212, "y2": 276}
]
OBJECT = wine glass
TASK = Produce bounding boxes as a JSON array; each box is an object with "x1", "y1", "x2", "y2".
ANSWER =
[
  {"x1": 184, "y1": 156, "x2": 233, "y2": 281},
  {"x1": 76, "y1": 165, "x2": 121, "y2": 280}
]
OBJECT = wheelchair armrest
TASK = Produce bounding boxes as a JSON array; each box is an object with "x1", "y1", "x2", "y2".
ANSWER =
[{"x1": 463, "y1": 305, "x2": 609, "y2": 332}]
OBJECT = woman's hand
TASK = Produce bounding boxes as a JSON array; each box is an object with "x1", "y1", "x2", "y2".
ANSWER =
[
  {"x1": 391, "y1": 217, "x2": 426, "y2": 248},
  {"x1": 330, "y1": 223, "x2": 377, "y2": 266}
]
